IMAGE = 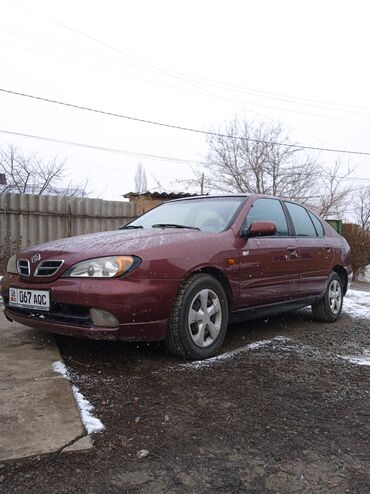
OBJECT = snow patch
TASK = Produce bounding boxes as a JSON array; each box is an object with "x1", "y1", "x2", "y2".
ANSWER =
[
  {"x1": 52, "y1": 360, "x2": 104, "y2": 434},
  {"x1": 180, "y1": 336, "x2": 292, "y2": 369},
  {"x1": 341, "y1": 350, "x2": 370, "y2": 367},
  {"x1": 72, "y1": 385, "x2": 104, "y2": 434},
  {"x1": 52, "y1": 360, "x2": 69, "y2": 379},
  {"x1": 344, "y1": 356, "x2": 370, "y2": 366},
  {"x1": 343, "y1": 289, "x2": 370, "y2": 319}
]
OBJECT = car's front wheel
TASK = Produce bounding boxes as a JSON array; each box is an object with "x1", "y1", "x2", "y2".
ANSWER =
[
  {"x1": 311, "y1": 272, "x2": 343, "y2": 322},
  {"x1": 165, "y1": 273, "x2": 229, "y2": 360}
]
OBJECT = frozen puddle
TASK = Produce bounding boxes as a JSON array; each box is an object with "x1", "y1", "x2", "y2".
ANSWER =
[
  {"x1": 52, "y1": 361, "x2": 104, "y2": 434},
  {"x1": 343, "y1": 289, "x2": 370, "y2": 319}
]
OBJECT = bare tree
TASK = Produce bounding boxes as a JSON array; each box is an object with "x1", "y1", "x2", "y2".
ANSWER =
[
  {"x1": 206, "y1": 119, "x2": 317, "y2": 197},
  {"x1": 311, "y1": 159, "x2": 353, "y2": 218},
  {"x1": 352, "y1": 186, "x2": 370, "y2": 230},
  {"x1": 205, "y1": 117, "x2": 353, "y2": 216},
  {"x1": 0, "y1": 145, "x2": 88, "y2": 196},
  {"x1": 134, "y1": 163, "x2": 148, "y2": 193}
]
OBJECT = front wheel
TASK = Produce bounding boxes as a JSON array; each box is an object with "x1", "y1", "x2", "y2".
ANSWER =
[
  {"x1": 165, "y1": 274, "x2": 229, "y2": 360},
  {"x1": 311, "y1": 272, "x2": 343, "y2": 322}
]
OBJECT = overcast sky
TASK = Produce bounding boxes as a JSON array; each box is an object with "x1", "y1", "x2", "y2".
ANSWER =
[{"x1": 1, "y1": 0, "x2": 370, "y2": 201}]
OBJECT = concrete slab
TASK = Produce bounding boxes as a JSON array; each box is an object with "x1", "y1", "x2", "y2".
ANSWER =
[{"x1": 0, "y1": 308, "x2": 92, "y2": 462}]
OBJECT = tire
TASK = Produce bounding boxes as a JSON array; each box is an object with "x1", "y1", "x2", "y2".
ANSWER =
[
  {"x1": 165, "y1": 273, "x2": 229, "y2": 360},
  {"x1": 311, "y1": 272, "x2": 343, "y2": 322}
]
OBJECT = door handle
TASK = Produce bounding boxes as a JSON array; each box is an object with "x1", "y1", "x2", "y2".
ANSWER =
[{"x1": 287, "y1": 246, "x2": 298, "y2": 258}]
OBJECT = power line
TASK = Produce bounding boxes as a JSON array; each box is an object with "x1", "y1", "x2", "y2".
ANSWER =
[
  {"x1": 1, "y1": 128, "x2": 370, "y2": 189},
  {"x1": 4, "y1": 24, "x2": 370, "y2": 119},
  {"x1": 0, "y1": 128, "x2": 206, "y2": 165},
  {"x1": 5, "y1": 0, "x2": 214, "y2": 97},
  {"x1": 3, "y1": 38, "x2": 370, "y2": 126},
  {"x1": 3, "y1": 88, "x2": 370, "y2": 157},
  {"x1": 6, "y1": 0, "x2": 369, "y2": 116},
  {"x1": 2, "y1": 19, "x2": 369, "y2": 127},
  {"x1": 5, "y1": 6, "x2": 370, "y2": 124},
  {"x1": 0, "y1": 39, "x2": 244, "y2": 111}
]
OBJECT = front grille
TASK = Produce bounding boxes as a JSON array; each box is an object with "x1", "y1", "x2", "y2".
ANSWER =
[
  {"x1": 35, "y1": 260, "x2": 64, "y2": 277},
  {"x1": 4, "y1": 298, "x2": 91, "y2": 327},
  {"x1": 17, "y1": 259, "x2": 30, "y2": 276}
]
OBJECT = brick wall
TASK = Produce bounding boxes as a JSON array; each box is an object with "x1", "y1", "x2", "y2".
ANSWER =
[{"x1": 132, "y1": 196, "x2": 166, "y2": 216}]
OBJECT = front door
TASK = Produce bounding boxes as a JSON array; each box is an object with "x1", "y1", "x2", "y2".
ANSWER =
[{"x1": 238, "y1": 198, "x2": 300, "y2": 308}]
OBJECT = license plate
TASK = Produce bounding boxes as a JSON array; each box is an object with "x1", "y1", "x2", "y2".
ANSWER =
[{"x1": 9, "y1": 287, "x2": 50, "y2": 311}]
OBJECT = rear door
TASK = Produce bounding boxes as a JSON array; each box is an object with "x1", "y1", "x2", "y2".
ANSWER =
[
  {"x1": 238, "y1": 198, "x2": 300, "y2": 308},
  {"x1": 283, "y1": 202, "x2": 333, "y2": 296}
]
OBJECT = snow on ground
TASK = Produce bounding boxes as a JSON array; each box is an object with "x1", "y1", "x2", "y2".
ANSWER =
[
  {"x1": 52, "y1": 360, "x2": 104, "y2": 434},
  {"x1": 180, "y1": 336, "x2": 292, "y2": 369},
  {"x1": 179, "y1": 287, "x2": 370, "y2": 369},
  {"x1": 341, "y1": 353, "x2": 370, "y2": 366},
  {"x1": 343, "y1": 289, "x2": 370, "y2": 319},
  {"x1": 52, "y1": 360, "x2": 69, "y2": 378},
  {"x1": 71, "y1": 385, "x2": 105, "y2": 434}
]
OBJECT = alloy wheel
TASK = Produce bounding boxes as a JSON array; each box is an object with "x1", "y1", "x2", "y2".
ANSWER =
[
  {"x1": 188, "y1": 288, "x2": 222, "y2": 348},
  {"x1": 329, "y1": 279, "x2": 342, "y2": 314}
]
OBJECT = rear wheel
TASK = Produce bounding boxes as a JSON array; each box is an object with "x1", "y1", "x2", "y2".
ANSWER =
[
  {"x1": 165, "y1": 274, "x2": 229, "y2": 360},
  {"x1": 311, "y1": 272, "x2": 343, "y2": 322}
]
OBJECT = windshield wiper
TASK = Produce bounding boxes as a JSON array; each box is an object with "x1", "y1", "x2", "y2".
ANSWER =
[
  {"x1": 151, "y1": 223, "x2": 200, "y2": 231},
  {"x1": 120, "y1": 225, "x2": 143, "y2": 230}
]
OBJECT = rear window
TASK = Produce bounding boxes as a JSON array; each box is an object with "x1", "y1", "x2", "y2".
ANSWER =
[
  {"x1": 308, "y1": 211, "x2": 325, "y2": 237},
  {"x1": 285, "y1": 202, "x2": 317, "y2": 237}
]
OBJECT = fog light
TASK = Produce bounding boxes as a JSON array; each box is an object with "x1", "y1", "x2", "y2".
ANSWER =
[{"x1": 90, "y1": 308, "x2": 119, "y2": 328}]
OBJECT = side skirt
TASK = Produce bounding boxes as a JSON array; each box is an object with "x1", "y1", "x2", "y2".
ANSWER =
[{"x1": 229, "y1": 293, "x2": 325, "y2": 324}]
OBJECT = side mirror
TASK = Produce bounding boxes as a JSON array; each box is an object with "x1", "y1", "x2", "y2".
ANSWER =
[{"x1": 241, "y1": 221, "x2": 277, "y2": 238}]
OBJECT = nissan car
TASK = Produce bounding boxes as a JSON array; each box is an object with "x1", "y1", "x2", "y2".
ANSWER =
[{"x1": 1, "y1": 195, "x2": 352, "y2": 360}]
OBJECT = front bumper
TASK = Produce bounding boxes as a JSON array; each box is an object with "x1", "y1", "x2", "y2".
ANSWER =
[
  {"x1": 4, "y1": 308, "x2": 167, "y2": 341},
  {"x1": 2, "y1": 274, "x2": 181, "y2": 341}
]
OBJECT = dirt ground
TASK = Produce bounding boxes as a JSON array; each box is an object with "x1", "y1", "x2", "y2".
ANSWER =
[{"x1": 1, "y1": 304, "x2": 370, "y2": 493}]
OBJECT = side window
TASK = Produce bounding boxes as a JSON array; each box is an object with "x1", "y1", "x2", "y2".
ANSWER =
[
  {"x1": 245, "y1": 199, "x2": 289, "y2": 236},
  {"x1": 285, "y1": 202, "x2": 317, "y2": 237},
  {"x1": 308, "y1": 211, "x2": 325, "y2": 237}
]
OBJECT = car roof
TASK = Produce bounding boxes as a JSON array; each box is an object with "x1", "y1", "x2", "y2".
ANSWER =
[
  {"x1": 167, "y1": 194, "x2": 246, "y2": 202},
  {"x1": 166, "y1": 193, "x2": 280, "y2": 203}
]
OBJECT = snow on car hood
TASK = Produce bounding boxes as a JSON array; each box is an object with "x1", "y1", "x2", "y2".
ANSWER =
[{"x1": 20, "y1": 228, "x2": 207, "y2": 259}]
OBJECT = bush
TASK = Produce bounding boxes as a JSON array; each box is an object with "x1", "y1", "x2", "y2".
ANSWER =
[{"x1": 343, "y1": 223, "x2": 370, "y2": 279}]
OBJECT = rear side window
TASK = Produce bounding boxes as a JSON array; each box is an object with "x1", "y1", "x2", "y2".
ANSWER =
[
  {"x1": 285, "y1": 202, "x2": 317, "y2": 237},
  {"x1": 245, "y1": 198, "x2": 289, "y2": 236},
  {"x1": 308, "y1": 211, "x2": 325, "y2": 237}
]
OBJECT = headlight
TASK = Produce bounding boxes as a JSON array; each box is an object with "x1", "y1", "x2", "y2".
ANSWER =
[
  {"x1": 62, "y1": 256, "x2": 140, "y2": 278},
  {"x1": 7, "y1": 254, "x2": 18, "y2": 274}
]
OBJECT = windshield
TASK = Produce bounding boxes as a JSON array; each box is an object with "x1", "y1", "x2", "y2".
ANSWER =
[{"x1": 123, "y1": 197, "x2": 246, "y2": 233}]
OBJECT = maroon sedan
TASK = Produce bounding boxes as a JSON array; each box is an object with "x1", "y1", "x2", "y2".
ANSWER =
[{"x1": 2, "y1": 195, "x2": 352, "y2": 360}]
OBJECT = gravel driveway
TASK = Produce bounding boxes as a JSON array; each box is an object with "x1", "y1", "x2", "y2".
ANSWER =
[{"x1": 1, "y1": 289, "x2": 370, "y2": 493}]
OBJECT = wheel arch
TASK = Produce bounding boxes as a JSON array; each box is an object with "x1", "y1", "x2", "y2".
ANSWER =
[
  {"x1": 191, "y1": 266, "x2": 233, "y2": 307},
  {"x1": 333, "y1": 265, "x2": 348, "y2": 295}
]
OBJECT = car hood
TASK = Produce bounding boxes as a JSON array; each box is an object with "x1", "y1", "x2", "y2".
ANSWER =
[{"x1": 20, "y1": 228, "x2": 209, "y2": 260}]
